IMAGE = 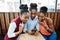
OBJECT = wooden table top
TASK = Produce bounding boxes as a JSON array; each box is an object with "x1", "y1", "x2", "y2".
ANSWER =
[{"x1": 19, "y1": 33, "x2": 45, "y2": 40}]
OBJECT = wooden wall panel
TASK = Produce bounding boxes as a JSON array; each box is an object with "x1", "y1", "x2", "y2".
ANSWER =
[
  {"x1": 0, "y1": 13, "x2": 2, "y2": 35},
  {"x1": 5, "y1": 13, "x2": 9, "y2": 31},
  {"x1": 15, "y1": 12, "x2": 19, "y2": 18},
  {"x1": 0, "y1": 12, "x2": 60, "y2": 35},
  {"x1": 9, "y1": 13, "x2": 14, "y2": 22},
  {"x1": 0, "y1": 13, "x2": 6, "y2": 34},
  {"x1": 54, "y1": 12, "x2": 58, "y2": 29},
  {"x1": 56, "y1": 12, "x2": 60, "y2": 29}
]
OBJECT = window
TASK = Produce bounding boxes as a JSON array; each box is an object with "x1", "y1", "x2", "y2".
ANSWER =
[
  {"x1": 0, "y1": 0, "x2": 60, "y2": 12},
  {"x1": 21, "y1": 0, "x2": 56, "y2": 12},
  {"x1": 0, "y1": 0, "x2": 20, "y2": 12},
  {"x1": 7, "y1": 0, "x2": 20, "y2": 12},
  {"x1": 57, "y1": 0, "x2": 60, "y2": 12}
]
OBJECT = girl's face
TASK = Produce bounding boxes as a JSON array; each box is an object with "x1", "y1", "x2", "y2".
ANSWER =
[
  {"x1": 31, "y1": 9, "x2": 37, "y2": 19},
  {"x1": 38, "y1": 12, "x2": 45, "y2": 22},
  {"x1": 21, "y1": 12, "x2": 30, "y2": 23}
]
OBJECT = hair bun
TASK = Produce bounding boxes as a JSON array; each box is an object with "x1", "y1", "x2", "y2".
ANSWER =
[
  {"x1": 20, "y1": 4, "x2": 28, "y2": 9},
  {"x1": 40, "y1": 6, "x2": 48, "y2": 13},
  {"x1": 30, "y1": 3, "x2": 37, "y2": 9}
]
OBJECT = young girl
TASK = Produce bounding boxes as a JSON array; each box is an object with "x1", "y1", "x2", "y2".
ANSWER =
[
  {"x1": 4, "y1": 4, "x2": 29, "y2": 40},
  {"x1": 38, "y1": 6, "x2": 57, "y2": 40},
  {"x1": 23, "y1": 3, "x2": 39, "y2": 35}
]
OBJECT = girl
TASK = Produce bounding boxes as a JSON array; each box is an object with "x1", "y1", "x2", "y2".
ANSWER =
[
  {"x1": 4, "y1": 4, "x2": 29, "y2": 40},
  {"x1": 38, "y1": 6, "x2": 57, "y2": 40}
]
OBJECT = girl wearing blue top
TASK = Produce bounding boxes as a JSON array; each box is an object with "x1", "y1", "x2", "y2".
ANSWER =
[{"x1": 23, "y1": 3, "x2": 39, "y2": 36}]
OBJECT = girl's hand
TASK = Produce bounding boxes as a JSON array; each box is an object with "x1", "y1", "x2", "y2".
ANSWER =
[
  {"x1": 26, "y1": 30, "x2": 34, "y2": 35},
  {"x1": 34, "y1": 31, "x2": 39, "y2": 36},
  {"x1": 19, "y1": 23, "x2": 24, "y2": 34},
  {"x1": 39, "y1": 22, "x2": 49, "y2": 30}
]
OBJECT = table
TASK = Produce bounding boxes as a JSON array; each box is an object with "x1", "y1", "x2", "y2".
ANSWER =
[{"x1": 19, "y1": 33, "x2": 45, "y2": 40}]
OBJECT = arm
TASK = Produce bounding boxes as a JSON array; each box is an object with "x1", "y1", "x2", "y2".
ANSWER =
[
  {"x1": 23, "y1": 21, "x2": 34, "y2": 35},
  {"x1": 46, "y1": 18, "x2": 55, "y2": 33},
  {"x1": 23, "y1": 22, "x2": 28, "y2": 33},
  {"x1": 34, "y1": 23, "x2": 40, "y2": 36},
  {"x1": 19, "y1": 22, "x2": 25, "y2": 33},
  {"x1": 36, "y1": 23, "x2": 40, "y2": 31},
  {"x1": 7, "y1": 22, "x2": 20, "y2": 38},
  {"x1": 40, "y1": 18, "x2": 54, "y2": 33}
]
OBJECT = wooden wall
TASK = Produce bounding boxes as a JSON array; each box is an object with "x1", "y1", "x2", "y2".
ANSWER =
[{"x1": 0, "y1": 12, "x2": 60, "y2": 35}]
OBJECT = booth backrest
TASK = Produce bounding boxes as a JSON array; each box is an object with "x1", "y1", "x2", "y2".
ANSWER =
[{"x1": 0, "y1": 12, "x2": 60, "y2": 35}]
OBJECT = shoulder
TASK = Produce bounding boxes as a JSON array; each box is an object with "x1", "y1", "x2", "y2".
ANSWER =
[
  {"x1": 12, "y1": 16, "x2": 20, "y2": 21},
  {"x1": 15, "y1": 16, "x2": 20, "y2": 20},
  {"x1": 45, "y1": 17, "x2": 53, "y2": 24},
  {"x1": 9, "y1": 22, "x2": 16, "y2": 28},
  {"x1": 10, "y1": 22, "x2": 16, "y2": 25}
]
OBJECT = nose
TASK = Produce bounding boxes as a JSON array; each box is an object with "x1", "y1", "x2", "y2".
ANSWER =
[
  {"x1": 26, "y1": 18, "x2": 28, "y2": 20},
  {"x1": 32, "y1": 14, "x2": 34, "y2": 17}
]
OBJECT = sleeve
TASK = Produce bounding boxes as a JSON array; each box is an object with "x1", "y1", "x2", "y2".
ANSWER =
[
  {"x1": 36, "y1": 23, "x2": 40, "y2": 31},
  {"x1": 23, "y1": 21, "x2": 28, "y2": 33},
  {"x1": 7, "y1": 22, "x2": 16, "y2": 38},
  {"x1": 19, "y1": 22, "x2": 24, "y2": 27}
]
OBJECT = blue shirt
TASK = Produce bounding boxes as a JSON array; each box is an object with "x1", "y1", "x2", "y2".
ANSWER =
[{"x1": 23, "y1": 16, "x2": 40, "y2": 33}]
